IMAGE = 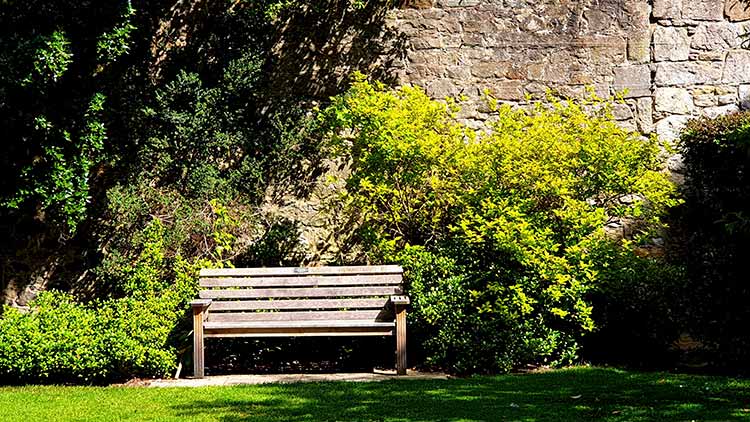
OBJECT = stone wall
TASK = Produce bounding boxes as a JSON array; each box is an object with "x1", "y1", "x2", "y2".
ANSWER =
[
  {"x1": 259, "y1": 0, "x2": 750, "y2": 265},
  {"x1": 386, "y1": 0, "x2": 750, "y2": 140}
]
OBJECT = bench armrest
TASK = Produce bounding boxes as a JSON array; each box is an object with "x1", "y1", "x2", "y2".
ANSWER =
[
  {"x1": 390, "y1": 295, "x2": 410, "y2": 306},
  {"x1": 191, "y1": 299, "x2": 212, "y2": 310}
]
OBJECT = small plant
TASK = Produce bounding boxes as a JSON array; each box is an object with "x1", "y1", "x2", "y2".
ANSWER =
[
  {"x1": 5, "y1": 93, "x2": 107, "y2": 234},
  {"x1": 96, "y1": 1, "x2": 137, "y2": 63},
  {"x1": 21, "y1": 30, "x2": 73, "y2": 87}
]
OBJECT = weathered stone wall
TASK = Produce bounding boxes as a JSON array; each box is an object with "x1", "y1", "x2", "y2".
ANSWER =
[
  {"x1": 387, "y1": 0, "x2": 750, "y2": 140},
  {"x1": 260, "y1": 0, "x2": 750, "y2": 265}
]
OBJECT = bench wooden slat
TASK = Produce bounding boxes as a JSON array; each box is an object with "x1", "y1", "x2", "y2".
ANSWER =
[
  {"x1": 207, "y1": 310, "x2": 387, "y2": 322},
  {"x1": 199, "y1": 274, "x2": 402, "y2": 288},
  {"x1": 209, "y1": 298, "x2": 389, "y2": 311},
  {"x1": 204, "y1": 329, "x2": 395, "y2": 338},
  {"x1": 200, "y1": 265, "x2": 403, "y2": 277},
  {"x1": 199, "y1": 286, "x2": 402, "y2": 299},
  {"x1": 204, "y1": 320, "x2": 395, "y2": 329}
]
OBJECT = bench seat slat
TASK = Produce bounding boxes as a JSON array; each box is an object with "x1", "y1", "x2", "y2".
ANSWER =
[
  {"x1": 204, "y1": 320, "x2": 395, "y2": 330},
  {"x1": 207, "y1": 310, "x2": 387, "y2": 323},
  {"x1": 200, "y1": 265, "x2": 402, "y2": 277},
  {"x1": 205, "y1": 331, "x2": 393, "y2": 338},
  {"x1": 209, "y1": 298, "x2": 389, "y2": 311},
  {"x1": 199, "y1": 274, "x2": 402, "y2": 288},
  {"x1": 199, "y1": 286, "x2": 401, "y2": 299}
]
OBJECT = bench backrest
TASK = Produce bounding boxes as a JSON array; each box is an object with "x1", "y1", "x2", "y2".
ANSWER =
[{"x1": 198, "y1": 265, "x2": 404, "y2": 322}]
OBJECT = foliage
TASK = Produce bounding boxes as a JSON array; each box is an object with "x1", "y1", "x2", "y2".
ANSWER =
[
  {"x1": 321, "y1": 75, "x2": 679, "y2": 373},
  {"x1": 4, "y1": 92, "x2": 107, "y2": 234},
  {"x1": 677, "y1": 112, "x2": 750, "y2": 370},
  {"x1": 0, "y1": 197, "x2": 238, "y2": 383},
  {"x1": 264, "y1": 0, "x2": 368, "y2": 20},
  {"x1": 21, "y1": 30, "x2": 73, "y2": 87},
  {"x1": 96, "y1": 1, "x2": 136, "y2": 63},
  {"x1": 138, "y1": 52, "x2": 268, "y2": 201},
  {"x1": 0, "y1": 292, "x2": 178, "y2": 383},
  {"x1": 583, "y1": 242, "x2": 685, "y2": 367},
  {"x1": 0, "y1": 0, "x2": 331, "y2": 382}
]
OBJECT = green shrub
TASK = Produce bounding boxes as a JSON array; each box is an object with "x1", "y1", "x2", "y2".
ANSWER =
[
  {"x1": 583, "y1": 242, "x2": 685, "y2": 367},
  {"x1": 321, "y1": 75, "x2": 679, "y2": 373},
  {"x1": 0, "y1": 292, "x2": 178, "y2": 383},
  {"x1": 0, "y1": 202, "x2": 235, "y2": 383},
  {"x1": 677, "y1": 112, "x2": 750, "y2": 371}
]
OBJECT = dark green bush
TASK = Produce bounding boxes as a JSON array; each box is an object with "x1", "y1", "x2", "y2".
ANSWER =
[
  {"x1": 583, "y1": 243, "x2": 685, "y2": 368},
  {"x1": 677, "y1": 112, "x2": 750, "y2": 371},
  {"x1": 396, "y1": 246, "x2": 580, "y2": 373}
]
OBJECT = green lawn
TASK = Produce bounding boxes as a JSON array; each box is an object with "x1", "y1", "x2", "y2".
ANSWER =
[{"x1": 1, "y1": 367, "x2": 749, "y2": 421}]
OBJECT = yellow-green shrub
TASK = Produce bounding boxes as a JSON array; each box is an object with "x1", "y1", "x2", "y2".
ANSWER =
[{"x1": 321, "y1": 75, "x2": 680, "y2": 373}]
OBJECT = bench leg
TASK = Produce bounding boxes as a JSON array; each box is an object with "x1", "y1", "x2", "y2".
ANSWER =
[
  {"x1": 193, "y1": 307, "x2": 205, "y2": 378},
  {"x1": 396, "y1": 305, "x2": 407, "y2": 375}
]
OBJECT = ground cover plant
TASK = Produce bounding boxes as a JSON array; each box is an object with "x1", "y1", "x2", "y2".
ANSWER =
[{"x1": 1, "y1": 368, "x2": 749, "y2": 421}]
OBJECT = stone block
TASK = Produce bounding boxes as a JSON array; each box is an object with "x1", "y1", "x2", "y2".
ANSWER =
[
  {"x1": 654, "y1": 62, "x2": 724, "y2": 87},
  {"x1": 570, "y1": 72, "x2": 594, "y2": 85},
  {"x1": 740, "y1": 84, "x2": 750, "y2": 109},
  {"x1": 463, "y1": 15, "x2": 498, "y2": 33},
  {"x1": 726, "y1": 0, "x2": 750, "y2": 21},
  {"x1": 653, "y1": 26, "x2": 690, "y2": 61},
  {"x1": 613, "y1": 65, "x2": 651, "y2": 98},
  {"x1": 410, "y1": 32, "x2": 443, "y2": 49},
  {"x1": 683, "y1": 0, "x2": 724, "y2": 20},
  {"x1": 489, "y1": 81, "x2": 524, "y2": 101},
  {"x1": 717, "y1": 86, "x2": 738, "y2": 104},
  {"x1": 635, "y1": 97, "x2": 655, "y2": 133},
  {"x1": 722, "y1": 51, "x2": 750, "y2": 84},
  {"x1": 613, "y1": 102, "x2": 635, "y2": 120},
  {"x1": 628, "y1": 30, "x2": 651, "y2": 63},
  {"x1": 526, "y1": 62, "x2": 546, "y2": 81},
  {"x1": 401, "y1": 0, "x2": 435, "y2": 9},
  {"x1": 426, "y1": 79, "x2": 460, "y2": 98},
  {"x1": 696, "y1": 51, "x2": 728, "y2": 61},
  {"x1": 667, "y1": 153, "x2": 685, "y2": 174},
  {"x1": 524, "y1": 82, "x2": 549, "y2": 100},
  {"x1": 702, "y1": 104, "x2": 740, "y2": 118},
  {"x1": 653, "y1": 0, "x2": 682, "y2": 19},
  {"x1": 690, "y1": 23, "x2": 743, "y2": 51},
  {"x1": 655, "y1": 115, "x2": 691, "y2": 142},
  {"x1": 445, "y1": 65, "x2": 472, "y2": 79},
  {"x1": 461, "y1": 32, "x2": 484, "y2": 47},
  {"x1": 655, "y1": 87, "x2": 695, "y2": 114},
  {"x1": 692, "y1": 86, "x2": 718, "y2": 107},
  {"x1": 626, "y1": 0, "x2": 651, "y2": 29},
  {"x1": 471, "y1": 61, "x2": 503, "y2": 78},
  {"x1": 616, "y1": 120, "x2": 639, "y2": 132}
]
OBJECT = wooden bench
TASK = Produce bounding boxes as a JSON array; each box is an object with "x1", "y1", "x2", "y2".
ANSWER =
[{"x1": 190, "y1": 265, "x2": 409, "y2": 378}]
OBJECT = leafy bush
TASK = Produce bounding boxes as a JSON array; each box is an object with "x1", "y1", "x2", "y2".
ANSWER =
[
  {"x1": 321, "y1": 75, "x2": 679, "y2": 373},
  {"x1": 583, "y1": 242, "x2": 685, "y2": 368},
  {"x1": 0, "y1": 201, "x2": 237, "y2": 383},
  {"x1": 0, "y1": 292, "x2": 179, "y2": 383},
  {"x1": 677, "y1": 112, "x2": 750, "y2": 370}
]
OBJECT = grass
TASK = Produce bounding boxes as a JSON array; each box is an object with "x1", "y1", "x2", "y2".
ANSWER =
[{"x1": 1, "y1": 367, "x2": 749, "y2": 421}]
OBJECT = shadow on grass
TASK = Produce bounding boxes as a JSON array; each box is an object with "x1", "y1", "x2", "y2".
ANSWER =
[{"x1": 172, "y1": 368, "x2": 750, "y2": 422}]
